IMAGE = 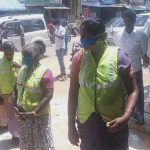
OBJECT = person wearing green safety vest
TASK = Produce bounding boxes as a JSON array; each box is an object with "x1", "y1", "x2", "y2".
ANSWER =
[
  {"x1": 0, "y1": 41, "x2": 21, "y2": 142},
  {"x1": 68, "y1": 18, "x2": 139, "y2": 150},
  {"x1": 13, "y1": 43, "x2": 55, "y2": 150}
]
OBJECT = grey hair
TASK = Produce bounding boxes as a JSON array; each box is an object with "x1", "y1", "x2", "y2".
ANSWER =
[{"x1": 22, "y1": 43, "x2": 42, "y2": 57}]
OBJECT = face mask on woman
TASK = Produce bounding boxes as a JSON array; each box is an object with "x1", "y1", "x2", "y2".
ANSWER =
[
  {"x1": 22, "y1": 56, "x2": 34, "y2": 68},
  {"x1": 80, "y1": 33, "x2": 106, "y2": 49},
  {"x1": 80, "y1": 37, "x2": 96, "y2": 49}
]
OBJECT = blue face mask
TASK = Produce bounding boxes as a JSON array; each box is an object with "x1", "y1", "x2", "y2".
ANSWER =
[
  {"x1": 80, "y1": 37, "x2": 96, "y2": 49},
  {"x1": 22, "y1": 56, "x2": 34, "y2": 68}
]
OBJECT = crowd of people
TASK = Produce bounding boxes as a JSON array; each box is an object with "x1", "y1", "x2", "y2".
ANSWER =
[
  {"x1": 0, "y1": 42, "x2": 55, "y2": 150},
  {"x1": 0, "y1": 9, "x2": 150, "y2": 150}
]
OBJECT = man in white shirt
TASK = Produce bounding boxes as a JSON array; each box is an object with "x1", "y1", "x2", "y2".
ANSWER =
[
  {"x1": 117, "y1": 10, "x2": 149, "y2": 125},
  {"x1": 54, "y1": 20, "x2": 66, "y2": 81}
]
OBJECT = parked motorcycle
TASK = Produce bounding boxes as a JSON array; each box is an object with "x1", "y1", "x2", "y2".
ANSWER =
[
  {"x1": 66, "y1": 32, "x2": 71, "y2": 42},
  {"x1": 66, "y1": 23, "x2": 79, "y2": 37}
]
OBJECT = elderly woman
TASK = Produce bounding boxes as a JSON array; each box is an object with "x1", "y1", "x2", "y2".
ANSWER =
[
  {"x1": 14, "y1": 43, "x2": 55, "y2": 150},
  {"x1": 68, "y1": 18, "x2": 139, "y2": 150}
]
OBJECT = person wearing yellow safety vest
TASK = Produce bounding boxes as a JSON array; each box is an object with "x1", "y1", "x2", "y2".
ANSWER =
[
  {"x1": 68, "y1": 18, "x2": 139, "y2": 150},
  {"x1": 13, "y1": 43, "x2": 55, "y2": 150},
  {"x1": 0, "y1": 41, "x2": 21, "y2": 141}
]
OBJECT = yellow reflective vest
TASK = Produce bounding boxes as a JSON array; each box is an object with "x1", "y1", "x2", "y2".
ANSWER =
[
  {"x1": 0, "y1": 52, "x2": 21, "y2": 95},
  {"x1": 77, "y1": 47, "x2": 125, "y2": 123},
  {"x1": 17, "y1": 64, "x2": 50, "y2": 115}
]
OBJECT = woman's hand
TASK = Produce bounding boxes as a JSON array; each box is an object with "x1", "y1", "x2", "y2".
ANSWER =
[
  {"x1": 13, "y1": 106, "x2": 20, "y2": 115},
  {"x1": 11, "y1": 62, "x2": 21, "y2": 68},
  {"x1": 20, "y1": 111, "x2": 36, "y2": 119},
  {"x1": 106, "y1": 116, "x2": 128, "y2": 133},
  {"x1": 68, "y1": 125, "x2": 79, "y2": 146},
  {"x1": 13, "y1": 106, "x2": 26, "y2": 120},
  {"x1": 14, "y1": 108, "x2": 36, "y2": 120},
  {"x1": 142, "y1": 55, "x2": 149, "y2": 67}
]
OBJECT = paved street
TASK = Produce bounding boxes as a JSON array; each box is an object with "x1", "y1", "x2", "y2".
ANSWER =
[{"x1": 0, "y1": 37, "x2": 150, "y2": 150}]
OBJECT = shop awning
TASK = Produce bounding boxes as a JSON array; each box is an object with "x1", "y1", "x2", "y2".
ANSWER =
[
  {"x1": 82, "y1": 2, "x2": 128, "y2": 8},
  {"x1": 26, "y1": 0, "x2": 49, "y2": 6},
  {"x1": 0, "y1": 0, "x2": 26, "y2": 11},
  {"x1": 44, "y1": 7, "x2": 70, "y2": 10}
]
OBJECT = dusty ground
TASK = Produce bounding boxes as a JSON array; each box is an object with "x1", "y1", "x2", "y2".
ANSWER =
[{"x1": 0, "y1": 36, "x2": 150, "y2": 150}]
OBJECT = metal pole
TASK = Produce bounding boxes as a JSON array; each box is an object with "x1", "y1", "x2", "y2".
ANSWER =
[{"x1": 80, "y1": 0, "x2": 82, "y2": 14}]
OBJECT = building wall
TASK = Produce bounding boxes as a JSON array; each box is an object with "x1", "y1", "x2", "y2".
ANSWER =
[{"x1": 64, "y1": 0, "x2": 81, "y2": 21}]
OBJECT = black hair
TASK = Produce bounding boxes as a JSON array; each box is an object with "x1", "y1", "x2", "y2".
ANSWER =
[
  {"x1": 49, "y1": 19, "x2": 54, "y2": 23},
  {"x1": 54, "y1": 20, "x2": 60, "y2": 25},
  {"x1": 22, "y1": 43, "x2": 41, "y2": 56},
  {"x1": 81, "y1": 18, "x2": 105, "y2": 36},
  {"x1": 2, "y1": 41, "x2": 15, "y2": 52},
  {"x1": 122, "y1": 9, "x2": 136, "y2": 21}
]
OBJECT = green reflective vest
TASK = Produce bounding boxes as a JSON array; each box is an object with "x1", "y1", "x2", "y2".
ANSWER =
[
  {"x1": 0, "y1": 52, "x2": 21, "y2": 95},
  {"x1": 17, "y1": 64, "x2": 50, "y2": 114},
  {"x1": 77, "y1": 47, "x2": 125, "y2": 123}
]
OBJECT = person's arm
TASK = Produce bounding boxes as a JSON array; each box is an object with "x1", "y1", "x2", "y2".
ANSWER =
[
  {"x1": 21, "y1": 70, "x2": 54, "y2": 117},
  {"x1": 11, "y1": 53, "x2": 22, "y2": 68},
  {"x1": 33, "y1": 89, "x2": 53, "y2": 114},
  {"x1": 20, "y1": 25, "x2": 25, "y2": 47},
  {"x1": 107, "y1": 51, "x2": 139, "y2": 132},
  {"x1": 68, "y1": 73, "x2": 80, "y2": 145},
  {"x1": 68, "y1": 51, "x2": 82, "y2": 146},
  {"x1": 11, "y1": 61, "x2": 21, "y2": 68},
  {"x1": 33, "y1": 70, "x2": 54, "y2": 114},
  {"x1": 68, "y1": 79, "x2": 79, "y2": 126},
  {"x1": 12, "y1": 85, "x2": 18, "y2": 110},
  {"x1": 122, "y1": 67, "x2": 138, "y2": 120},
  {"x1": 55, "y1": 28, "x2": 65, "y2": 39},
  {"x1": 13, "y1": 85, "x2": 24, "y2": 120},
  {"x1": 55, "y1": 34, "x2": 64, "y2": 39},
  {"x1": 141, "y1": 32, "x2": 149, "y2": 66}
]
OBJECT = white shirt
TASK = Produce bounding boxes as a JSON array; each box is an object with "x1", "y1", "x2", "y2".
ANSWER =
[
  {"x1": 117, "y1": 28, "x2": 147, "y2": 72},
  {"x1": 144, "y1": 20, "x2": 150, "y2": 59},
  {"x1": 55, "y1": 25, "x2": 66, "y2": 50}
]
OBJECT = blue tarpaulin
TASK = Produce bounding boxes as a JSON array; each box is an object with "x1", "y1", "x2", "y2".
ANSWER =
[{"x1": 0, "y1": 0, "x2": 26, "y2": 11}]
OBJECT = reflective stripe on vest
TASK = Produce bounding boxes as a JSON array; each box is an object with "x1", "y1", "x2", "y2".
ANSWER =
[{"x1": 80, "y1": 80, "x2": 120, "y2": 90}]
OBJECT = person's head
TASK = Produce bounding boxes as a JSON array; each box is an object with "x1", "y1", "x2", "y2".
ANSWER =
[
  {"x1": 62, "y1": 20, "x2": 67, "y2": 27},
  {"x1": 80, "y1": 18, "x2": 106, "y2": 50},
  {"x1": 122, "y1": 9, "x2": 136, "y2": 33},
  {"x1": 2, "y1": 41, "x2": 15, "y2": 62},
  {"x1": 22, "y1": 43, "x2": 41, "y2": 68},
  {"x1": 54, "y1": 20, "x2": 61, "y2": 28},
  {"x1": 49, "y1": 19, "x2": 53, "y2": 24}
]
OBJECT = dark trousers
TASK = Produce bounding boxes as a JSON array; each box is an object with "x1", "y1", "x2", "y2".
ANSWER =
[
  {"x1": 134, "y1": 70, "x2": 144, "y2": 120},
  {"x1": 56, "y1": 48, "x2": 66, "y2": 75},
  {"x1": 77, "y1": 113, "x2": 129, "y2": 150}
]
